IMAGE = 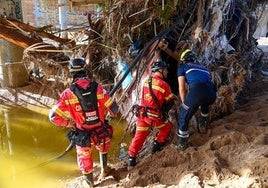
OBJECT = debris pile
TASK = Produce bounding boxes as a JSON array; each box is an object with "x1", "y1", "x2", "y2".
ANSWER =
[{"x1": 1, "y1": 0, "x2": 266, "y2": 140}]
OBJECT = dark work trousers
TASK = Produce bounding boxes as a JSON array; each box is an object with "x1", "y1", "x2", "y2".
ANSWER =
[{"x1": 178, "y1": 85, "x2": 217, "y2": 135}]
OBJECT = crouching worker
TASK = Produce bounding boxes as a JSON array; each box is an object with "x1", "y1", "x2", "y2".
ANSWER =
[
  {"x1": 176, "y1": 49, "x2": 217, "y2": 150},
  {"x1": 128, "y1": 61, "x2": 176, "y2": 167},
  {"x1": 49, "y1": 58, "x2": 118, "y2": 187}
]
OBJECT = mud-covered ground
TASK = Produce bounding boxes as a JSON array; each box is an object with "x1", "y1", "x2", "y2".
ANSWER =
[
  {"x1": 2, "y1": 69, "x2": 266, "y2": 188},
  {"x1": 1, "y1": 76, "x2": 267, "y2": 188},
  {"x1": 60, "y1": 74, "x2": 267, "y2": 188}
]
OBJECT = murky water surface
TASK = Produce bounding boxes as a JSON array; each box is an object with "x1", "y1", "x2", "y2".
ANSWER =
[{"x1": 0, "y1": 105, "x2": 129, "y2": 188}]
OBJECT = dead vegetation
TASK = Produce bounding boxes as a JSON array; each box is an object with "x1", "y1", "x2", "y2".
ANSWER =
[{"x1": 0, "y1": 0, "x2": 267, "y2": 147}]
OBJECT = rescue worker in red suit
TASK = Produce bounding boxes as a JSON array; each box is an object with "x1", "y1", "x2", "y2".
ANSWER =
[
  {"x1": 128, "y1": 61, "x2": 176, "y2": 167},
  {"x1": 49, "y1": 58, "x2": 118, "y2": 187}
]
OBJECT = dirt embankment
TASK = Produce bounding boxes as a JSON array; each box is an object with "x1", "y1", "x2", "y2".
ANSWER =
[
  {"x1": 52, "y1": 74, "x2": 267, "y2": 188},
  {"x1": 0, "y1": 66, "x2": 268, "y2": 188},
  {"x1": 105, "y1": 76, "x2": 268, "y2": 188}
]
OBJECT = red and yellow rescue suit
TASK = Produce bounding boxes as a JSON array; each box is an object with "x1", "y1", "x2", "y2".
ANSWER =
[
  {"x1": 128, "y1": 74, "x2": 176, "y2": 157},
  {"x1": 49, "y1": 78, "x2": 117, "y2": 175}
]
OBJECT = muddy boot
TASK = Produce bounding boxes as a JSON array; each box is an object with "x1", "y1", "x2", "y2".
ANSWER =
[
  {"x1": 128, "y1": 156, "x2": 137, "y2": 167},
  {"x1": 99, "y1": 153, "x2": 110, "y2": 179},
  {"x1": 198, "y1": 115, "x2": 208, "y2": 134},
  {"x1": 84, "y1": 173, "x2": 94, "y2": 187},
  {"x1": 151, "y1": 140, "x2": 164, "y2": 153},
  {"x1": 176, "y1": 135, "x2": 188, "y2": 151}
]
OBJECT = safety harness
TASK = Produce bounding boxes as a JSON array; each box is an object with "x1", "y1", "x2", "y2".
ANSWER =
[
  {"x1": 131, "y1": 76, "x2": 162, "y2": 119},
  {"x1": 68, "y1": 82, "x2": 113, "y2": 147},
  {"x1": 131, "y1": 75, "x2": 175, "y2": 121},
  {"x1": 148, "y1": 76, "x2": 161, "y2": 109}
]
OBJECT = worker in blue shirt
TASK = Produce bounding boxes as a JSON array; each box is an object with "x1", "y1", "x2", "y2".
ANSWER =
[{"x1": 176, "y1": 49, "x2": 217, "y2": 150}]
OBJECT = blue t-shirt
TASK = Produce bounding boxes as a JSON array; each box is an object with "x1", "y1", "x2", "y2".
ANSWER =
[{"x1": 177, "y1": 62, "x2": 212, "y2": 85}]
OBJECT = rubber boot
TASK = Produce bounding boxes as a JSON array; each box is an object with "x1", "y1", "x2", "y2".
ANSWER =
[
  {"x1": 128, "y1": 156, "x2": 137, "y2": 167},
  {"x1": 198, "y1": 115, "x2": 208, "y2": 134},
  {"x1": 176, "y1": 136, "x2": 188, "y2": 151},
  {"x1": 99, "y1": 153, "x2": 110, "y2": 179},
  {"x1": 84, "y1": 173, "x2": 94, "y2": 187},
  {"x1": 151, "y1": 140, "x2": 164, "y2": 153}
]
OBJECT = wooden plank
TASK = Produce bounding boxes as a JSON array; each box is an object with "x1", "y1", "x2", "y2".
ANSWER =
[
  {"x1": 0, "y1": 16, "x2": 76, "y2": 47},
  {"x1": 0, "y1": 25, "x2": 41, "y2": 48},
  {"x1": 0, "y1": 23, "x2": 60, "y2": 55}
]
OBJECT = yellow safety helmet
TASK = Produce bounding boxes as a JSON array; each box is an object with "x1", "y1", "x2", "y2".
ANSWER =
[{"x1": 180, "y1": 49, "x2": 197, "y2": 62}]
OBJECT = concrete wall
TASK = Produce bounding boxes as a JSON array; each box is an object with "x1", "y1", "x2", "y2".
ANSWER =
[
  {"x1": 0, "y1": 40, "x2": 28, "y2": 88},
  {"x1": 0, "y1": 0, "x2": 28, "y2": 88}
]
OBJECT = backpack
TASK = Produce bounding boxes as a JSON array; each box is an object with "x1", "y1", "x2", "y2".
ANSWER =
[{"x1": 70, "y1": 81, "x2": 100, "y2": 126}]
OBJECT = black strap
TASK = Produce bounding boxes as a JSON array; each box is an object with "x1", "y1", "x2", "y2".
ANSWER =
[{"x1": 148, "y1": 77, "x2": 160, "y2": 109}]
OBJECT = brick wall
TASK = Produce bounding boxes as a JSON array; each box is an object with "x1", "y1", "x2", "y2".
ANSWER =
[
  {"x1": 21, "y1": 0, "x2": 97, "y2": 28},
  {"x1": 0, "y1": 0, "x2": 23, "y2": 20},
  {"x1": 21, "y1": 0, "x2": 36, "y2": 25}
]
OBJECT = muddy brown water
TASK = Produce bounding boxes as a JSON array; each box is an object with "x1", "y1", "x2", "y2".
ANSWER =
[{"x1": 0, "y1": 105, "x2": 129, "y2": 188}]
